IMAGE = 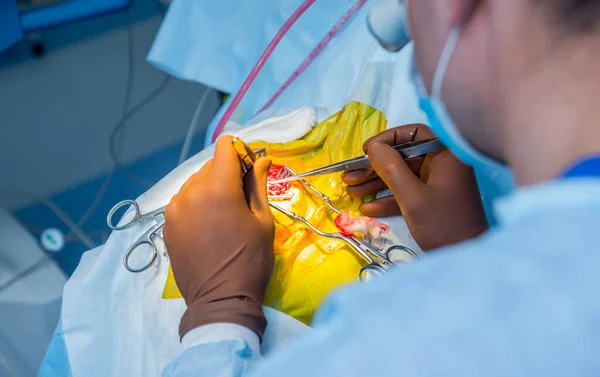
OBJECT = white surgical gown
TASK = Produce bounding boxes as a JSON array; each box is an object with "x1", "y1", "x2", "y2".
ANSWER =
[{"x1": 163, "y1": 178, "x2": 600, "y2": 377}]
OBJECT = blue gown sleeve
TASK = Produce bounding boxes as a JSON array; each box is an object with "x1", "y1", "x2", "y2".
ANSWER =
[
  {"x1": 162, "y1": 323, "x2": 263, "y2": 377},
  {"x1": 163, "y1": 339, "x2": 263, "y2": 377},
  {"x1": 37, "y1": 319, "x2": 73, "y2": 377}
]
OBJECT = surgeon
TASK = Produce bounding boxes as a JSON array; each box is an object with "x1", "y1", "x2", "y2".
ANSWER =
[{"x1": 162, "y1": 0, "x2": 600, "y2": 375}]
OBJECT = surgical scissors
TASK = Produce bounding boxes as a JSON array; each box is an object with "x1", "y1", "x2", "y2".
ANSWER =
[
  {"x1": 107, "y1": 199, "x2": 167, "y2": 273},
  {"x1": 269, "y1": 138, "x2": 445, "y2": 184}
]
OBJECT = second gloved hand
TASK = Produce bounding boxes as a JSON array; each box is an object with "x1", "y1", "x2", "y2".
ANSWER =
[
  {"x1": 343, "y1": 124, "x2": 488, "y2": 251},
  {"x1": 163, "y1": 136, "x2": 275, "y2": 340}
]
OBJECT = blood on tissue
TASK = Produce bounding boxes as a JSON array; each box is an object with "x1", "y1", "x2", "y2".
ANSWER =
[
  {"x1": 267, "y1": 164, "x2": 293, "y2": 197},
  {"x1": 334, "y1": 211, "x2": 390, "y2": 240}
]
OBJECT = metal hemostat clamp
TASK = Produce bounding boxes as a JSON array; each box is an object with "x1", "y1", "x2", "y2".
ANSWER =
[
  {"x1": 232, "y1": 137, "x2": 254, "y2": 174},
  {"x1": 232, "y1": 137, "x2": 268, "y2": 173},
  {"x1": 269, "y1": 166, "x2": 419, "y2": 283}
]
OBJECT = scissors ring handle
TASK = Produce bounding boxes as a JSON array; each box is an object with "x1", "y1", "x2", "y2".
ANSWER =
[
  {"x1": 359, "y1": 264, "x2": 387, "y2": 283},
  {"x1": 108, "y1": 199, "x2": 142, "y2": 230},
  {"x1": 123, "y1": 239, "x2": 158, "y2": 273},
  {"x1": 384, "y1": 245, "x2": 419, "y2": 265}
]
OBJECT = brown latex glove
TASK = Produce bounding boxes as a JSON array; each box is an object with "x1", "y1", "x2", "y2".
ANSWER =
[
  {"x1": 342, "y1": 124, "x2": 488, "y2": 251},
  {"x1": 163, "y1": 136, "x2": 275, "y2": 340}
]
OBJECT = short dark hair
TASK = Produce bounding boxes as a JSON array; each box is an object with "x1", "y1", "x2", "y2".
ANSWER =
[{"x1": 540, "y1": 0, "x2": 600, "y2": 32}]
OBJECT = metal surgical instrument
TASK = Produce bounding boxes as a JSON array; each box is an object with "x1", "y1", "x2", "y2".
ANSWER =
[
  {"x1": 269, "y1": 167, "x2": 418, "y2": 282},
  {"x1": 269, "y1": 138, "x2": 445, "y2": 184},
  {"x1": 108, "y1": 140, "x2": 269, "y2": 273},
  {"x1": 232, "y1": 136, "x2": 266, "y2": 173},
  {"x1": 269, "y1": 202, "x2": 417, "y2": 283},
  {"x1": 107, "y1": 199, "x2": 167, "y2": 273}
]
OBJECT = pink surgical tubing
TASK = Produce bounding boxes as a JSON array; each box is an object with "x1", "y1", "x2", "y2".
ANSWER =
[
  {"x1": 211, "y1": 0, "x2": 316, "y2": 142},
  {"x1": 259, "y1": 0, "x2": 367, "y2": 113}
]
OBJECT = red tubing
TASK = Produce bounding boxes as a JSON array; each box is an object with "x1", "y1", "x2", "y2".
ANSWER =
[
  {"x1": 259, "y1": 0, "x2": 367, "y2": 113},
  {"x1": 211, "y1": 0, "x2": 317, "y2": 143}
]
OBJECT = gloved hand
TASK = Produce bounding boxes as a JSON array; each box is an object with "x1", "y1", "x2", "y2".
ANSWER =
[
  {"x1": 342, "y1": 124, "x2": 488, "y2": 251},
  {"x1": 163, "y1": 136, "x2": 275, "y2": 339}
]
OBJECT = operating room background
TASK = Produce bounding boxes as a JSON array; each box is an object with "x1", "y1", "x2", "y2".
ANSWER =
[{"x1": 0, "y1": 1, "x2": 220, "y2": 375}]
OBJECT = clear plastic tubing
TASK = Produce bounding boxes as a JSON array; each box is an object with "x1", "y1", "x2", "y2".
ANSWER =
[
  {"x1": 211, "y1": 0, "x2": 316, "y2": 142},
  {"x1": 211, "y1": 0, "x2": 367, "y2": 142},
  {"x1": 259, "y1": 0, "x2": 367, "y2": 113}
]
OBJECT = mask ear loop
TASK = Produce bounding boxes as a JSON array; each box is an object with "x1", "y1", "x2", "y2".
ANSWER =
[
  {"x1": 431, "y1": 0, "x2": 475, "y2": 99},
  {"x1": 431, "y1": 27, "x2": 462, "y2": 99}
]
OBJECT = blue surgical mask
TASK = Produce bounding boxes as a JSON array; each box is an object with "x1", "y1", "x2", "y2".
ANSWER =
[
  {"x1": 409, "y1": 27, "x2": 504, "y2": 169},
  {"x1": 410, "y1": 36, "x2": 516, "y2": 223}
]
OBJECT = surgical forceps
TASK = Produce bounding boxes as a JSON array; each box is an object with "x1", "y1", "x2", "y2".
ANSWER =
[
  {"x1": 269, "y1": 138, "x2": 445, "y2": 184},
  {"x1": 270, "y1": 167, "x2": 418, "y2": 283}
]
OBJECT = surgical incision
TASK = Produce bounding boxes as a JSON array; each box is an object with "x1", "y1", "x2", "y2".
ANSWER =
[{"x1": 267, "y1": 165, "x2": 293, "y2": 197}]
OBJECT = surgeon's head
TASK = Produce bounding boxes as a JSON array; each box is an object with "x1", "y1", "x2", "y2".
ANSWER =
[{"x1": 407, "y1": 0, "x2": 600, "y2": 166}]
